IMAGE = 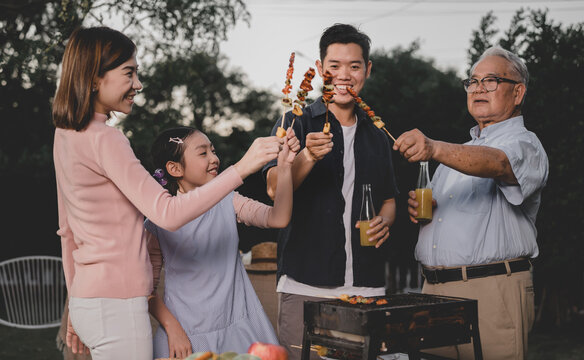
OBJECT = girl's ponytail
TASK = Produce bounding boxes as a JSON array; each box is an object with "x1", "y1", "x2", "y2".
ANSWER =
[{"x1": 150, "y1": 127, "x2": 198, "y2": 195}]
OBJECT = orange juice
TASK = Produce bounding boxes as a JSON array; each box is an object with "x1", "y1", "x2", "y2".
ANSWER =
[
  {"x1": 359, "y1": 220, "x2": 375, "y2": 246},
  {"x1": 414, "y1": 188, "x2": 433, "y2": 223}
]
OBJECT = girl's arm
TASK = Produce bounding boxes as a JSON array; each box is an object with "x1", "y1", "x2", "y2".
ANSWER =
[
  {"x1": 148, "y1": 295, "x2": 192, "y2": 359},
  {"x1": 146, "y1": 230, "x2": 192, "y2": 359},
  {"x1": 266, "y1": 165, "x2": 293, "y2": 228},
  {"x1": 267, "y1": 129, "x2": 298, "y2": 228},
  {"x1": 266, "y1": 132, "x2": 333, "y2": 200},
  {"x1": 233, "y1": 129, "x2": 299, "y2": 229}
]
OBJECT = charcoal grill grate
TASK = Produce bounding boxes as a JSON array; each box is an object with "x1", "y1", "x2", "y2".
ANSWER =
[
  {"x1": 321, "y1": 293, "x2": 466, "y2": 310},
  {"x1": 301, "y1": 293, "x2": 483, "y2": 360}
]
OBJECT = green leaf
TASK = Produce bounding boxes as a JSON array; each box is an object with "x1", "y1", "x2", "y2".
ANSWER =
[
  {"x1": 218, "y1": 352, "x2": 239, "y2": 360},
  {"x1": 233, "y1": 354, "x2": 262, "y2": 360}
]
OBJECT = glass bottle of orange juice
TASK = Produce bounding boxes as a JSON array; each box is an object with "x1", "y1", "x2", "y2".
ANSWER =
[
  {"x1": 359, "y1": 184, "x2": 376, "y2": 246},
  {"x1": 415, "y1": 161, "x2": 433, "y2": 223}
]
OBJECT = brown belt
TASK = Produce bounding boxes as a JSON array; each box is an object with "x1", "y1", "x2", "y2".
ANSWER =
[{"x1": 422, "y1": 259, "x2": 531, "y2": 284}]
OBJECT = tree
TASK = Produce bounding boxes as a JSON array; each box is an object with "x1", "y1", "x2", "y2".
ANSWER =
[
  {"x1": 467, "y1": 8, "x2": 584, "y2": 328},
  {"x1": 467, "y1": 11, "x2": 498, "y2": 68},
  {"x1": 0, "y1": 0, "x2": 252, "y2": 261},
  {"x1": 120, "y1": 51, "x2": 279, "y2": 167}
]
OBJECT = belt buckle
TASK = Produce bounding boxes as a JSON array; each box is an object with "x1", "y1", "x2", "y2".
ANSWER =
[{"x1": 423, "y1": 268, "x2": 439, "y2": 284}]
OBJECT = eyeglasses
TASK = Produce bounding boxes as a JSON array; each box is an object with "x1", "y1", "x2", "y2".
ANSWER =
[{"x1": 462, "y1": 76, "x2": 519, "y2": 93}]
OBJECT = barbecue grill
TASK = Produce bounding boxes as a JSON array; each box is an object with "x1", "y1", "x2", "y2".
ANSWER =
[{"x1": 301, "y1": 293, "x2": 482, "y2": 360}]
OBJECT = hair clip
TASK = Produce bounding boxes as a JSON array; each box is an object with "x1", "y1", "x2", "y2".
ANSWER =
[
  {"x1": 169, "y1": 137, "x2": 184, "y2": 144},
  {"x1": 153, "y1": 168, "x2": 168, "y2": 186}
]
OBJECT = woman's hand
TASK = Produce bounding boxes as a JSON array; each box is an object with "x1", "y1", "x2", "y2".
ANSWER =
[
  {"x1": 66, "y1": 315, "x2": 90, "y2": 355},
  {"x1": 235, "y1": 136, "x2": 284, "y2": 179},
  {"x1": 165, "y1": 321, "x2": 193, "y2": 359},
  {"x1": 355, "y1": 215, "x2": 391, "y2": 248}
]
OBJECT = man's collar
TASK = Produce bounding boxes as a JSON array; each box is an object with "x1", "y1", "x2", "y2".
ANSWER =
[
  {"x1": 308, "y1": 97, "x2": 328, "y2": 117},
  {"x1": 470, "y1": 115, "x2": 524, "y2": 139}
]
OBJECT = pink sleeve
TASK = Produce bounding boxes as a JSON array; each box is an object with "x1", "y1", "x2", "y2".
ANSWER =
[
  {"x1": 146, "y1": 229, "x2": 162, "y2": 295},
  {"x1": 233, "y1": 192, "x2": 271, "y2": 229},
  {"x1": 55, "y1": 177, "x2": 76, "y2": 292},
  {"x1": 97, "y1": 129, "x2": 243, "y2": 231}
]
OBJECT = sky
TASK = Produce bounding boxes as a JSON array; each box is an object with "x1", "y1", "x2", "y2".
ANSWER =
[{"x1": 220, "y1": 0, "x2": 584, "y2": 92}]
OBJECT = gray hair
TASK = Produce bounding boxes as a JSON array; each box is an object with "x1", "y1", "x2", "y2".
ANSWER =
[{"x1": 470, "y1": 46, "x2": 529, "y2": 89}]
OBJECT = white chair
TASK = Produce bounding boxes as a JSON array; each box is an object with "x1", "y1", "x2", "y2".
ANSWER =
[{"x1": 0, "y1": 256, "x2": 66, "y2": 329}]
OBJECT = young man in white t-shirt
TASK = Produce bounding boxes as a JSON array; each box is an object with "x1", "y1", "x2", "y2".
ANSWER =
[{"x1": 263, "y1": 23, "x2": 398, "y2": 360}]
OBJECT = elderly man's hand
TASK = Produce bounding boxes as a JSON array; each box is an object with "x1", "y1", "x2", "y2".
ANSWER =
[
  {"x1": 407, "y1": 190, "x2": 437, "y2": 224},
  {"x1": 393, "y1": 129, "x2": 436, "y2": 162}
]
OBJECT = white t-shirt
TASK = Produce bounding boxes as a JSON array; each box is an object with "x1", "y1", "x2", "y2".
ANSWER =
[{"x1": 277, "y1": 118, "x2": 385, "y2": 298}]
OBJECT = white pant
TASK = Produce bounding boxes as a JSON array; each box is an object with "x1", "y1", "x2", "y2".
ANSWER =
[{"x1": 69, "y1": 296, "x2": 153, "y2": 360}]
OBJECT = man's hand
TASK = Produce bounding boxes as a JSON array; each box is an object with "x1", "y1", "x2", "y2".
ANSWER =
[
  {"x1": 355, "y1": 215, "x2": 391, "y2": 248},
  {"x1": 305, "y1": 131, "x2": 333, "y2": 161},
  {"x1": 393, "y1": 129, "x2": 436, "y2": 162},
  {"x1": 407, "y1": 190, "x2": 437, "y2": 224}
]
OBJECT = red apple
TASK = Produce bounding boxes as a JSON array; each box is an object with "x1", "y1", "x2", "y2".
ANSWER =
[{"x1": 247, "y1": 342, "x2": 288, "y2": 360}]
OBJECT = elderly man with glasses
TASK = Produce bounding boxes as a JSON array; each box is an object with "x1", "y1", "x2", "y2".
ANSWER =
[{"x1": 393, "y1": 46, "x2": 548, "y2": 360}]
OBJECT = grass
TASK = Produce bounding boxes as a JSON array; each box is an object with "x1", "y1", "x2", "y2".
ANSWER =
[
  {"x1": 1, "y1": 324, "x2": 583, "y2": 360},
  {"x1": 0, "y1": 326, "x2": 61, "y2": 360},
  {"x1": 528, "y1": 324, "x2": 584, "y2": 360}
]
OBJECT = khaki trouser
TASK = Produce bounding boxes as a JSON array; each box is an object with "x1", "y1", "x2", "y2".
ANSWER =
[
  {"x1": 422, "y1": 269, "x2": 535, "y2": 360},
  {"x1": 278, "y1": 293, "x2": 324, "y2": 360}
]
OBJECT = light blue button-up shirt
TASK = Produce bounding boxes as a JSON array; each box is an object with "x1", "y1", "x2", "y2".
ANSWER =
[{"x1": 415, "y1": 116, "x2": 548, "y2": 267}]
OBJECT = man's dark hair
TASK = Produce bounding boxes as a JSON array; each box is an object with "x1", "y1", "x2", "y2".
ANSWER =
[{"x1": 319, "y1": 23, "x2": 371, "y2": 64}]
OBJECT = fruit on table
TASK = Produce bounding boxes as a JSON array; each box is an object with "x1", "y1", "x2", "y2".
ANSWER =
[
  {"x1": 183, "y1": 352, "x2": 260, "y2": 360},
  {"x1": 247, "y1": 342, "x2": 288, "y2": 360}
]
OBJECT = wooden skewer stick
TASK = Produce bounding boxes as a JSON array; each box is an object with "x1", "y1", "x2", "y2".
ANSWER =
[
  {"x1": 276, "y1": 112, "x2": 288, "y2": 138},
  {"x1": 382, "y1": 127, "x2": 397, "y2": 143},
  {"x1": 345, "y1": 86, "x2": 397, "y2": 144},
  {"x1": 290, "y1": 344, "x2": 319, "y2": 352},
  {"x1": 322, "y1": 70, "x2": 334, "y2": 134}
]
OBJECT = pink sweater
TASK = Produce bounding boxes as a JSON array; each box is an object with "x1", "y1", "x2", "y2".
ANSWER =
[{"x1": 54, "y1": 113, "x2": 243, "y2": 298}]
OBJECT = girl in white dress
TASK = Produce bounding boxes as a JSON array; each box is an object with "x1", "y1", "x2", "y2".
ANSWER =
[{"x1": 146, "y1": 126, "x2": 298, "y2": 359}]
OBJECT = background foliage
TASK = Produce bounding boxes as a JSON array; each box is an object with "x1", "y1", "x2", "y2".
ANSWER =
[
  {"x1": 463, "y1": 8, "x2": 584, "y2": 328},
  {"x1": 1, "y1": 0, "x2": 582, "y2": 331}
]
